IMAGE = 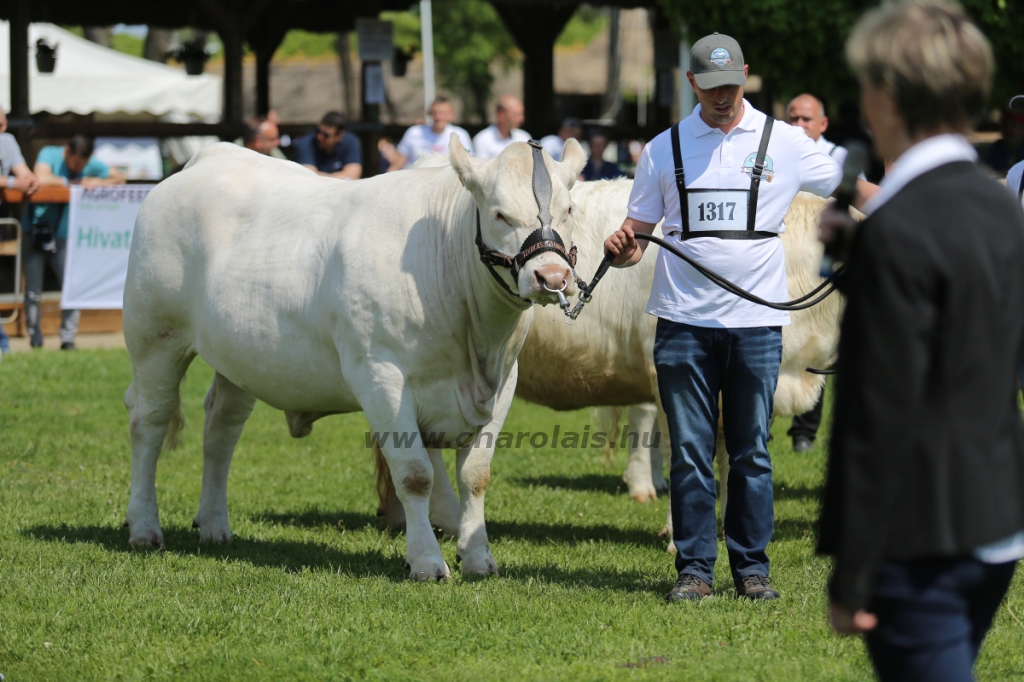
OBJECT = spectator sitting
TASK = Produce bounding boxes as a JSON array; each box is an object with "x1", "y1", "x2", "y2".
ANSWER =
[
  {"x1": 539, "y1": 117, "x2": 582, "y2": 161},
  {"x1": 0, "y1": 108, "x2": 39, "y2": 358},
  {"x1": 378, "y1": 137, "x2": 403, "y2": 172},
  {"x1": 980, "y1": 108, "x2": 1024, "y2": 176},
  {"x1": 234, "y1": 119, "x2": 286, "y2": 159},
  {"x1": 472, "y1": 95, "x2": 531, "y2": 159},
  {"x1": 389, "y1": 97, "x2": 474, "y2": 170},
  {"x1": 579, "y1": 131, "x2": 625, "y2": 181},
  {"x1": 28, "y1": 135, "x2": 124, "y2": 350},
  {"x1": 294, "y1": 111, "x2": 362, "y2": 179}
]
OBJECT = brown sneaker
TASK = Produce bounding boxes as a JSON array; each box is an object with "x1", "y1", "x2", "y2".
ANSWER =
[
  {"x1": 736, "y1": 574, "x2": 780, "y2": 600},
  {"x1": 665, "y1": 574, "x2": 712, "y2": 602}
]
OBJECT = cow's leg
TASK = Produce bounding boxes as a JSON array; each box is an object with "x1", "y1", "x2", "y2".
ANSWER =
[
  {"x1": 428, "y1": 448, "x2": 460, "y2": 538},
  {"x1": 623, "y1": 402, "x2": 659, "y2": 502},
  {"x1": 350, "y1": 360, "x2": 448, "y2": 581},
  {"x1": 715, "y1": 423, "x2": 730, "y2": 522},
  {"x1": 454, "y1": 366, "x2": 518, "y2": 576},
  {"x1": 193, "y1": 372, "x2": 256, "y2": 542},
  {"x1": 123, "y1": 347, "x2": 195, "y2": 548}
]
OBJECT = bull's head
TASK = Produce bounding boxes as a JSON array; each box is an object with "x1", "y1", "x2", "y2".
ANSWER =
[{"x1": 449, "y1": 134, "x2": 587, "y2": 306}]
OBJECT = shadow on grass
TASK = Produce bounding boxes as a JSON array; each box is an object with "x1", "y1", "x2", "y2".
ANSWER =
[
  {"x1": 488, "y1": 519, "x2": 664, "y2": 548},
  {"x1": 511, "y1": 473, "x2": 625, "y2": 495},
  {"x1": 250, "y1": 508, "x2": 379, "y2": 531},
  {"x1": 773, "y1": 484, "x2": 822, "y2": 502},
  {"x1": 21, "y1": 523, "x2": 405, "y2": 580}
]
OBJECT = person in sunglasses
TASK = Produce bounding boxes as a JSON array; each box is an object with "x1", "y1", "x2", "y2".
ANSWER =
[{"x1": 294, "y1": 111, "x2": 362, "y2": 180}]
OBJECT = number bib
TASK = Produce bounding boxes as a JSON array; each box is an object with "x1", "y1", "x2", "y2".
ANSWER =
[{"x1": 685, "y1": 189, "x2": 749, "y2": 234}]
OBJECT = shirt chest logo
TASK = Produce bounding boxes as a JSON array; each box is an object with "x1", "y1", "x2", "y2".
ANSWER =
[{"x1": 741, "y1": 152, "x2": 774, "y2": 182}]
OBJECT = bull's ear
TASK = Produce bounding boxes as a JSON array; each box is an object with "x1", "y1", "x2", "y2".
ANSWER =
[
  {"x1": 449, "y1": 133, "x2": 477, "y2": 187},
  {"x1": 557, "y1": 138, "x2": 587, "y2": 189}
]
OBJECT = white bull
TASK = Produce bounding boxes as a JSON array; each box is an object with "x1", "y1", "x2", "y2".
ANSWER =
[
  {"x1": 121, "y1": 137, "x2": 586, "y2": 580},
  {"x1": 520, "y1": 181, "x2": 844, "y2": 502}
]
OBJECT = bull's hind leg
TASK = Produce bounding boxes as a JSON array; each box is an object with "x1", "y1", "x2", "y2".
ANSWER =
[
  {"x1": 622, "y1": 402, "x2": 661, "y2": 502},
  {"x1": 193, "y1": 372, "x2": 256, "y2": 541},
  {"x1": 124, "y1": 347, "x2": 195, "y2": 548}
]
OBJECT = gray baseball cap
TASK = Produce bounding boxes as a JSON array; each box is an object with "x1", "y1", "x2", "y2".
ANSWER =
[
  {"x1": 1010, "y1": 95, "x2": 1024, "y2": 112},
  {"x1": 690, "y1": 33, "x2": 746, "y2": 90}
]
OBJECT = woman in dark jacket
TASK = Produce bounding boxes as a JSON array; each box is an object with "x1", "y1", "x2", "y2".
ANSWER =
[{"x1": 818, "y1": 2, "x2": 1024, "y2": 680}]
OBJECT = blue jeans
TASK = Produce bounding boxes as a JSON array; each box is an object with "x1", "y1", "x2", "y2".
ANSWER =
[
  {"x1": 653, "y1": 319, "x2": 781, "y2": 586},
  {"x1": 865, "y1": 557, "x2": 1016, "y2": 682}
]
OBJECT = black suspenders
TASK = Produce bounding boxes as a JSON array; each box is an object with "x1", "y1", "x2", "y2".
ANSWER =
[{"x1": 670, "y1": 116, "x2": 777, "y2": 240}]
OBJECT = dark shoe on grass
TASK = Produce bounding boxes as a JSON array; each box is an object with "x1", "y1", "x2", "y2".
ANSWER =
[
  {"x1": 736, "y1": 574, "x2": 780, "y2": 600},
  {"x1": 792, "y1": 436, "x2": 813, "y2": 453},
  {"x1": 60, "y1": 341, "x2": 75, "y2": 350},
  {"x1": 666, "y1": 574, "x2": 711, "y2": 602}
]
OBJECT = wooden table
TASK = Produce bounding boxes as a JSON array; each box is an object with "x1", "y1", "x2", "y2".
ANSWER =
[{"x1": 1, "y1": 186, "x2": 71, "y2": 203}]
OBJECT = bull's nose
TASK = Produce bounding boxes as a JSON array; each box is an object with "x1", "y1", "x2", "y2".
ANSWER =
[{"x1": 534, "y1": 265, "x2": 571, "y2": 293}]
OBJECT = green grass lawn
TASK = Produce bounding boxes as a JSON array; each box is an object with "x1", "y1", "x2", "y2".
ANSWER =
[{"x1": 1, "y1": 349, "x2": 1021, "y2": 681}]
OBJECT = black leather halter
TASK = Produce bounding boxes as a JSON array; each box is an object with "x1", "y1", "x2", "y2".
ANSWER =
[{"x1": 475, "y1": 141, "x2": 578, "y2": 303}]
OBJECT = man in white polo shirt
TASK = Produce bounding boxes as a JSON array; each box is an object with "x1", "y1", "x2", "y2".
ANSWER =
[
  {"x1": 472, "y1": 95, "x2": 531, "y2": 159},
  {"x1": 389, "y1": 96, "x2": 474, "y2": 170},
  {"x1": 605, "y1": 33, "x2": 876, "y2": 603},
  {"x1": 788, "y1": 93, "x2": 850, "y2": 166}
]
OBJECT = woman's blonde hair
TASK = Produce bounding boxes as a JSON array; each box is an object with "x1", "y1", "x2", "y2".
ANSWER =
[{"x1": 846, "y1": 0, "x2": 993, "y2": 135}]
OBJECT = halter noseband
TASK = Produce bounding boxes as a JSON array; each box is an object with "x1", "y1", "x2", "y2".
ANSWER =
[{"x1": 475, "y1": 140, "x2": 578, "y2": 303}]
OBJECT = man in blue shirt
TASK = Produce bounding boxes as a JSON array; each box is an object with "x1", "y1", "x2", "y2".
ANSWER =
[
  {"x1": 579, "y1": 131, "x2": 625, "y2": 182},
  {"x1": 26, "y1": 135, "x2": 123, "y2": 349},
  {"x1": 293, "y1": 111, "x2": 363, "y2": 179}
]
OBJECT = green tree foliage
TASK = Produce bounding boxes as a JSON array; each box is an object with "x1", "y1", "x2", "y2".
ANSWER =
[
  {"x1": 556, "y1": 5, "x2": 610, "y2": 48},
  {"x1": 657, "y1": 0, "x2": 1024, "y2": 115}
]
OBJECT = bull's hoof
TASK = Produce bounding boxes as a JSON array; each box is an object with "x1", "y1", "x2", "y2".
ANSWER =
[
  {"x1": 406, "y1": 557, "x2": 450, "y2": 582},
  {"x1": 666, "y1": 541, "x2": 677, "y2": 555},
  {"x1": 631, "y1": 490, "x2": 656, "y2": 503},
  {"x1": 459, "y1": 550, "x2": 499, "y2": 577},
  {"x1": 128, "y1": 527, "x2": 164, "y2": 549},
  {"x1": 658, "y1": 526, "x2": 671, "y2": 538},
  {"x1": 195, "y1": 518, "x2": 232, "y2": 543}
]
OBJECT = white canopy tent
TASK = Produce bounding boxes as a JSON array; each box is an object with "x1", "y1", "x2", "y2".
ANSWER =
[{"x1": 0, "y1": 22, "x2": 221, "y2": 119}]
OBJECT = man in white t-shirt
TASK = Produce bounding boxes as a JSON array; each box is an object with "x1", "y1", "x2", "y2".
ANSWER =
[
  {"x1": 472, "y1": 95, "x2": 531, "y2": 159},
  {"x1": 539, "y1": 117, "x2": 582, "y2": 161},
  {"x1": 390, "y1": 96, "x2": 474, "y2": 170},
  {"x1": 787, "y1": 93, "x2": 850, "y2": 167},
  {"x1": 604, "y1": 33, "x2": 877, "y2": 603}
]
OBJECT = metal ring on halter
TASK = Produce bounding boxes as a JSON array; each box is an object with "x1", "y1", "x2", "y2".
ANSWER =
[{"x1": 542, "y1": 280, "x2": 572, "y2": 318}]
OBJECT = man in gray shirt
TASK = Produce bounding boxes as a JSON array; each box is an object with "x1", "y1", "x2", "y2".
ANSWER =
[{"x1": 1, "y1": 109, "x2": 40, "y2": 194}]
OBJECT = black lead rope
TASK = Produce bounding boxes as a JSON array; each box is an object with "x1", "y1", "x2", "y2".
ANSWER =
[{"x1": 578, "y1": 233, "x2": 844, "y2": 313}]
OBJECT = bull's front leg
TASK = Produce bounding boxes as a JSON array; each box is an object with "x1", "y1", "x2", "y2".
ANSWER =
[
  {"x1": 353, "y1": 361, "x2": 449, "y2": 581},
  {"x1": 453, "y1": 366, "x2": 518, "y2": 576}
]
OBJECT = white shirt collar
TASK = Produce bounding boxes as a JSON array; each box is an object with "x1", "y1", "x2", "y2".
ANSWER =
[
  {"x1": 688, "y1": 99, "x2": 759, "y2": 138},
  {"x1": 862, "y1": 134, "x2": 977, "y2": 215}
]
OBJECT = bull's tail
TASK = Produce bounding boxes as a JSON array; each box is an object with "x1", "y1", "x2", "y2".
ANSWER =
[
  {"x1": 373, "y1": 440, "x2": 393, "y2": 515},
  {"x1": 163, "y1": 408, "x2": 186, "y2": 451},
  {"x1": 372, "y1": 439, "x2": 407, "y2": 531}
]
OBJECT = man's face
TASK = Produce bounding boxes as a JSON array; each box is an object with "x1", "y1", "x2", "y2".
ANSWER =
[
  {"x1": 688, "y1": 68, "x2": 747, "y2": 128},
  {"x1": 65, "y1": 151, "x2": 88, "y2": 175},
  {"x1": 316, "y1": 125, "x2": 342, "y2": 152},
  {"x1": 561, "y1": 125, "x2": 582, "y2": 142},
  {"x1": 787, "y1": 96, "x2": 827, "y2": 141},
  {"x1": 429, "y1": 102, "x2": 454, "y2": 132},
  {"x1": 255, "y1": 122, "x2": 280, "y2": 155},
  {"x1": 590, "y1": 135, "x2": 608, "y2": 161},
  {"x1": 497, "y1": 101, "x2": 525, "y2": 130}
]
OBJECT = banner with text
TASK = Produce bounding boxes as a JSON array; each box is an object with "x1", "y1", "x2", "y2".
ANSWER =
[{"x1": 62, "y1": 184, "x2": 156, "y2": 310}]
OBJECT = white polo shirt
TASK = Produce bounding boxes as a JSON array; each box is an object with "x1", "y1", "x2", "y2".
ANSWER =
[
  {"x1": 396, "y1": 123, "x2": 474, "y2": 168},
  {"x1": 1007, "y1": 159, "x2": 1024, "y2": 209},
  {"x1": 472, "y1": 125, "x2": 531, "y2": 159},
  {"x1": 817, "y1": 136, "x2": 849, "y2": 167},
  {"x1": 627, "y1": 100, "x2": 842, "y2": 328}
]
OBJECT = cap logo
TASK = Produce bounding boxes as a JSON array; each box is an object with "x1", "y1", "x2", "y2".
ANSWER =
[{"x1": 709, "y1": 48, "x2": 732, "y2": 67}]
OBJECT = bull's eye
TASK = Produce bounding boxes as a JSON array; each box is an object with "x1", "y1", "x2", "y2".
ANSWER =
[{"x1": 496, "y1": 212, "x2": 511, "y2": 225}]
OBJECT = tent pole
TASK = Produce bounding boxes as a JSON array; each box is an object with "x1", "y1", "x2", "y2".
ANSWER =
[
  {"x1": 9, "y1": 0, "x2": 32, "y2": 153},
  {"x1": 420, "y1": 0, "x2": 435, "y2": 120}
]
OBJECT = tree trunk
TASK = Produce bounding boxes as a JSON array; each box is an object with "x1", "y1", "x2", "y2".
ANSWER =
[
  {"x1": 144, "y1": 28, "x2": 173, "y2": 63},
  {"x1": 602, "y1": 8, "x2": 622, "y2": 120},
  {"x1": 337, "y1": 32, "x2": 357, "y2": 118}
]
